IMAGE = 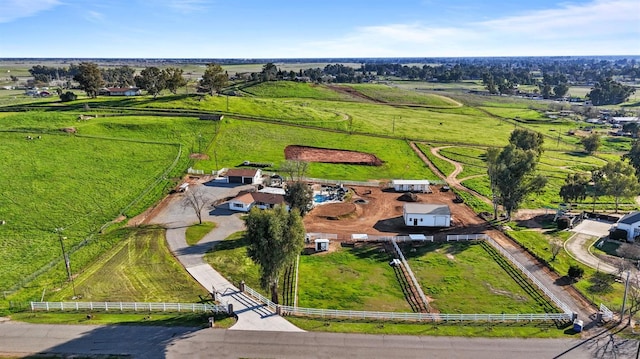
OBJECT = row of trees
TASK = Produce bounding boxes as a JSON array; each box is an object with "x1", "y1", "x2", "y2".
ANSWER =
[{"x1": 70, "y1": 62, "x2": 227, "y2": 99}]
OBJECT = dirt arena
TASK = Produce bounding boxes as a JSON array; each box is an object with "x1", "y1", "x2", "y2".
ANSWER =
[
  {"x1": 303, "y1": 185, "x2": 489, "y2": 240},
  {"x1": 284, "y1": 145, "x2": 383, "y2": 166}
]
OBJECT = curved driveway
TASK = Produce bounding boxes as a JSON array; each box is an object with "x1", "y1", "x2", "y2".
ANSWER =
[
  {"x1": 568, "y1": 220, "x2": 619, "y2": 274},
  {"x1": 148, "y1": 179, "x2": 302, "y2": 332}
]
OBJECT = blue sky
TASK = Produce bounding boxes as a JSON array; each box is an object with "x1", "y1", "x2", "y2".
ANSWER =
[{"x1": 1, "y1": 0, "x2": 638, "y2": 58}]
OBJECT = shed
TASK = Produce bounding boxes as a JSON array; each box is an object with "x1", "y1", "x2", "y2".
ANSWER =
[
  {"x1": 106, "y1": 87, "x2": 141, "y2": 96},
  {"x1": 351, "y1": 233, "x2": 368, "y2": 241},
  {"x1": 612, "y1": 211, "x2": 640, "y2": 242},
  {"x1": 225, "y1": 168, "x2": 262, "y2": 184},
  {"x1": 391, "y1": 179, "x2": 432, "y2": 193},
  {"x1": 403, "y1": 203, "x2": 451, "y2": 227},
  {"x1": 314, "y1": 238, "x2": 329, "y2": 252}
]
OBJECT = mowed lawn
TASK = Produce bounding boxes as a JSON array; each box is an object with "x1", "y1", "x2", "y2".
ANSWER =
[
  {"x1": 49, "y1": 227, "x2": 208, "y2": 302},
  {"x1": 297, "y1": 245, "x2": 412, "y2": 312},
  {"x1": 406, "y1": 242, "x2": 555, "y2": 314}
]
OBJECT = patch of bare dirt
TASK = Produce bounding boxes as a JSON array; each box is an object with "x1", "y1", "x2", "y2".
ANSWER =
[
  {"x1": 285, "y1": 145, "x2": 383, "y2": 166},
  {"x1": 189, "y1": 153, "x2": 210, "y2": 160}
]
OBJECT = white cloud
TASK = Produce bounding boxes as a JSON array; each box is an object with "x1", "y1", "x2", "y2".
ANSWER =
[
  {"x1": 287, "y1": 0, "x2": 640, "y2": 57},
  {"x1": 0, "y1": 0, "x2": 61, "y2": 23},
  {"x1": 85, "y1": 10, "x2": 104, "y2": 23}
]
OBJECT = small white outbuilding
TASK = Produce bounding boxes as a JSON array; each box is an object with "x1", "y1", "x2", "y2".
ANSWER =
[
  {"x1": 314, "y1": 238, "x2": 330, "y2": 252},
  {"x1": 391, "y1": 179, "x2": 432, "y2": 193},
  {"x1": 403, "y1": 203, "x2": 451, "y2": 227}
]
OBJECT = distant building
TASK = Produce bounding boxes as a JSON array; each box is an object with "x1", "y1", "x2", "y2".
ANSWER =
[
  {"x1": 105, "y1": 87, "x2": 141, "y2": 96},
  {"x1": 391, "y1": 180, "x2": 432, "y2": 193},
  {"x1": 225, "y1": 169, "x2": 262, "y2": 184}
]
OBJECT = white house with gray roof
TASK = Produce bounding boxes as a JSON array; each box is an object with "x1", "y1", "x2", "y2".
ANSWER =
[
  {"x1": 403, "y1": 203, "x2": 451, "y2": 227},
  {"x1": 612, "y1": 211, "x2": 640, "y2": 242}
]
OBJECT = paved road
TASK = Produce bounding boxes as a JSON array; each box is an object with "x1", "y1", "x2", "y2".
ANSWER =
[
  {"x1": 2, "y1": 321, "x2": 637, "y2": 359},
  {"x1": 148, "y1": 179, "x2": 302, "y2": 332}
]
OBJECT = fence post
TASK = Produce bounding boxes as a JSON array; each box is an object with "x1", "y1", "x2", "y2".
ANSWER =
[
  {"x1": 239, "y1": 280, "x2": 245, "y2": 292},
  {"x1": 227, "y1": 303, "x2": 233, "y2": 315}
]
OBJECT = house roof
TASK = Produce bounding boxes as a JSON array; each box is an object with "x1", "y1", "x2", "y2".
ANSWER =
[
  {"x1": 392, "y1": 179, "x2": 431, "y2": 185},
  {"x1": 107, "y1": 87, "x2": 139, "y2": 92},
  {"x1": 251, "y1": 192, "x2": 285, "y2": 205},
  {"x1": 404, "y1": 203, "x2": 450, "y2": 216},
  {"x1": 226, "y1": 168, "x2": 259, "y2": 178},
  {"x1": 233, "y1": 192, "x2": 255, "y2": 205},
  {"x1": 619, "y1": 211, "x2": 640, "y2": 225}
]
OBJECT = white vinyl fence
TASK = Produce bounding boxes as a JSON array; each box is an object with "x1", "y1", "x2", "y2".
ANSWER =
[
  {"x1": 446, "y1": 234, "x2": 490, "y2": 241},
  {"x1": 31, "y1": 301, "x2": 228, "y2": 314},
  {"x1": 391, "y1": 239, "x2": 430, "y2": 311}
]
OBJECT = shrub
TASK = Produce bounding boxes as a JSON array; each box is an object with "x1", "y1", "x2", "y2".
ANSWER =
[
  {"x1": 568, "y1": 265, "x2": 584, "y2": 281},
  {"x1": 60, "y1": 91, "x2": 77, "y2": 102}
]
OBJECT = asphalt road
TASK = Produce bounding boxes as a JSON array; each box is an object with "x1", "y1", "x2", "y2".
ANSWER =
[{"x1": 2, "y1": 321, "x2": 638, "y2": 359}]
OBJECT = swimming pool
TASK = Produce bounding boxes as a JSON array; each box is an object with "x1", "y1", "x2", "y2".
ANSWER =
[{"x1": 314, "y1": 194, "x2": 328, "y2": 203}]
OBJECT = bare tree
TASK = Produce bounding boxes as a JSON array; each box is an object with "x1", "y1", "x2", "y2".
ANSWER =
[
  {"x1": 615, "y1": 257, "x2": 633, "y2": 277},
  {"x1": 617, "y1": 243, "x2": 640, "y2": 260},
  {"x1": 280, "y1": 160, "x2": 308, "y2": 181},
  {"x1": 550, "y1": 240, "x2": 563, "y2": 262},
  {"x1": 626, "y1": 276, "x2": 640, "y2": 325},
  {"x1": 181, "y1": 185, "x2": 208, "y2": 224}
]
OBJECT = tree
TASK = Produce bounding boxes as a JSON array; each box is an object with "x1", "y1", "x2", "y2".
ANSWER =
[
  {"x1": 487, "y1": 142, "x2": 547, "y2": 219},
  {"x1": 567, "y1": 265, "x2": 584, "y2": 282},
  {"x1": 486, "y1": 147, "x2": 501, "y2": 219},
  {"x1": 245, "y1": 205, "x2": 305, "y2": 303},
  {"x1": 200, "y1": 63, "x2": 228, "y2": 96},
  {"x1": 580, "y1": 133, "x2": 601, "y2": 154},
  {"x1": 163, "y1": 67, "x2": 187, "y2": 94},
  {"x1": 559, "y1": 173, "x2": 589, "y2": 205},
  {"x1": 509, "y1": 128, "x2": 544, "y2": 156},
  {"x1": 261, "y1": 63, "x2": 278, "y2": 82},
  {"x1": 616, "y1": 243, "x2": 640, "y2": 260},
  {"x1": 73, "y1": 62, "x2": 104, "y2": 98},
  {"x1": 59, "y1": 91, "x2": 77, "y2": 102},
  {"x1": 622, "y1": 140, "x2": 640, "y2": 178},
  {"x1": 550, "y1": 240, "x2": 563, "y2": 262},
  {"x1": 622, "y1": 122, "x2": 640, "y2": 138},
  {"x1": 181, "y1": 185, "x2": 208, "y2": 224},
  {"x1": 601, "y1": 161, "x2": 640, "y2": 213},
  {"x1": 588, "y1": 78, "x2": 635, "y2": 105},
  {"x1": 284, "y1": 181, "x2": 313, "y2": 216},
  {"x1": 134, "y1": 67, "x2": 166, "y2": 98},
  {"x1": 553, "y1": 83, "x2": 569, "y2": 98},
  {"x1": 280, "y1": 160, "x2": 308, "y2": 181},
  {"x1": 590, "y1": 169, "x2": 605, "y2": 212}
]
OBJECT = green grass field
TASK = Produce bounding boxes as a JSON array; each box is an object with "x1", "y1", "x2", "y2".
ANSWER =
[
  {"x1": 343, "y1": 83, "x2": 462, "y2": 107},
  {"x1": 186, "y1": 222, "x2": 217, "y2": 246},
  {"x1": 47, "y1": 227, "x2": 208, "y2": 302},
  {"x1": 297, "y1": 245, "x2": 411, "y2": 311},
  {"x1": 406, "y1": 242, "x2": 556, "y2": 314}
]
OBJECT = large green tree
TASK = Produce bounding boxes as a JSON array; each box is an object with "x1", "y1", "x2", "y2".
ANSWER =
[
  {"x1": 134, "y1": 67, "x2": 166, "y2": 98},
  {"x1": 284, "y1": 181, "x2": 313, "y2": 216},
  {"x1": 601, "y1": 161, "x2": 640, "y2": 213},
  {"x1": 509, "y1": 128, "x2": 544, "y2": 156},
  {"x1": 622, "y1": 140, "x2": 640, "y2": 178},
  {"x1": 199, "y1": 63, "x2": 228, "y2": 95},
  {"x1": 73, "y1": 62, "x2": 104, "y2": 98},
  {"x1": 245, "y1": 205, "x2": 305, "y2": 304},
  {"x1": 580, "y1": 133, "x2": 601, "y2": 154},
  {"x1": 559, "y1": 173, "x2": 589, "y2": 206},
  {"x1": 163, "y1": 67, "x2": 188, "y2": 94},
  {"x1": 588, "y1": 78, "x2": 635, "y2": 105},
  {"x1": 261, "y1": 62, "x2": 278, "y2": 82}
]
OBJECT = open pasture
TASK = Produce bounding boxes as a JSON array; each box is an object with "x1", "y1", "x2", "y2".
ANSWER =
[
  {"x1": 195, "y1": 119, "x2": 438, "y2": 181},
  {"x1": 241, "y1": 81, "x2": 354, "y2": 101},
  {"x1": 341, "y1": 83, "x2": 462, "y2": 108},
  {"x1": 0, "y1": 113, "x2": 180, "y2": 297},
  {"x1": 48, "y1": 227, "x2": 208, "y2": 302},
  {"x1": 405, "y1": 242, "x2": 556, "y2": 314}
]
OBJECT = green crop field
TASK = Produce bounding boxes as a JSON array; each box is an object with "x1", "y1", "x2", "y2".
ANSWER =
[
  {"x1": 342, "y1": 83, "x2": 462, "y2": 107},
  {"x1": 241, "y1": 81, "x2": 353, "y2": 101}
]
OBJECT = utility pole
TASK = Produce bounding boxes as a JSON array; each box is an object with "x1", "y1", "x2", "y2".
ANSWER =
[
  {"x1": 621, "y1": 270, "x2": 631, "y2": 324},
  {"x1": 55, "y1": 228, "x2": 76, "y2": 299}
]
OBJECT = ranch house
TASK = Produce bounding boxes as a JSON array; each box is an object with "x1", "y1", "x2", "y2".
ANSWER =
[
  {"x1": 391, "y1": 179, "x2": 432, "y2": 193},
  {"x1": 612, "y1": 211, "x2": 640, "y2": 242},
  {"x1": 105, "y1": 87, "x2": 141, "y2": 96},
  {"x1": 403, "y1": 203, "x2": 451, "y2": 227},
  {"x1": 228, "y1": 192, "x2": 288, "y2": 212},
  {"x1": 225, "y1": 169, "x2": 262, "y2": 184}
]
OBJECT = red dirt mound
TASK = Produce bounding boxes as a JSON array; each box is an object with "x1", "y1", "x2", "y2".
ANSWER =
[
  {"x1": 284, "y1": 145, "x2": 383, "y2": 166},
  {"x1": 312, "y1": 203, "x2": 357, "y2": 218}
]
